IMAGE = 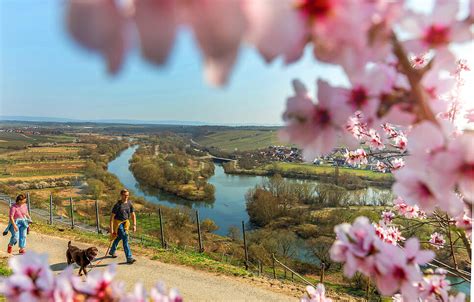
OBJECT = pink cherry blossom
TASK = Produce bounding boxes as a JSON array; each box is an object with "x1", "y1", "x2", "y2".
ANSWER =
[
  {"x1": 67, "y1": 0, "x2": 126, "y2": 74},
  {"x1": 184, "y1": 0, "x2": 247, "y2": 86},
  {"x1": 344, "y1": 149, "x2": 368, "y2": 165},
  {"x1": 280, "y1": 79, "x2": 354, "y2": 160},
  {"x1": 449, "y1": 293, "x2": 466, "y2": 302},
  {"x1": 52, "y1": 267, "x2": 77, "y2": 302},
  {"x1": 393, "y1": 135, "x2": 407, "y2": 151},
  {"x1": 132, "y1": 0, "x2": 179, "y2": 66},
  {"x1": 301, "y1": 284, "x2": 332, "y2": 302},
  {"x1": 381, "y1": 123, "x2": 399, "y2": 138},
  {"x1": 410, "y1": 53, "x2": 429, "y2": 69},
  {"x1": 374, "y1": 242, "x2": 423, "y2": 298},
  {"x1": 150, "y1": 282, "x2": 182, "y2": 302},
  {"x1": 390, "y1": 158, "x2": 405, "y2": 171},
  {"x1": 455, "y1": 211, "x2": 472, "y2": 237},
  {"x1": 405, "y1": 121, "x2": 447, "y2": 168},
  {"x1": 429, "y1": 232, "x2": 445, "y2": 249},
  {"x1": 309, "y1": 0, "x2": 401, "y2": 77},
  {"x1": 376, "y1": 161, "x2": 388, "y2": 173},
  {"x1": 392, "y1": 294, "x2": 403, "y2": 302},
  {"x1": 330, "y1": 217, "x2": 379, "y2": 277},
  {"x1": 393, "y1": 167, "x2": 463, "y2": 216},
  {"x1": 404, "y1": 238, "x2": 434, "y2": 266},
  {"x1": 0, "y1": 252, "x2": 55, "y2": 301},
  {"x1": 346, "y1": 112, "x2": 370, "y2": 140},
  {"x1": 437, "y1": 132, "x2": 474, "y2": 201},
  {"x1": 122, "y1": 282, "x2": 147, "y2": 302},
  {"x1": 418, "y1": 268, "x2": 451, "y2": 301},
  {"x1": 367, "y1": 129, "x2": 385, "y2": 150},
  {"x1": 374, "y1": 222, "x2": 405, "y2": 245},
  {"x1": 401, "y1": 0, "x2": 471, "y2": 72},
  {"x1": 393, "y1": 197, "x2": 426, "y2": 219},
  {"x1": 422, "y1": 69, "x2": 455, "y2": 103},
  {"x1": 72, "y1": 264, "x2": 116, "y2": 299},
  {"x1": 382, "y1": 211, "x2": 395, "y2": 224},
  {"x1": 243, "y1": 0, "x2": 307, "y2": 64}
]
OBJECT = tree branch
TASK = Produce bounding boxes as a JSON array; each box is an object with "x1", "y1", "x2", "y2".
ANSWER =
[{"x1": 391, "y1": 33, "x2": 438, "y2": 125}]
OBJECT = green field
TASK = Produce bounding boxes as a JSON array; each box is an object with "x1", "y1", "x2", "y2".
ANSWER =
[
  {"x1": 265, "y1": 162, "x2": 393, "y2": 181},
  {"x1": 0, "y1": 132, "x2": 75, "y2": 151},
  {"x1": 195, "y1": 129, "x2": 285, "y2": 151}
]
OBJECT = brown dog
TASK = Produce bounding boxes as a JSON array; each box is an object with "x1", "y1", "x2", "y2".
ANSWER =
[{"x1": 66, "y1": 241, "x2": 99, "y2": 276}]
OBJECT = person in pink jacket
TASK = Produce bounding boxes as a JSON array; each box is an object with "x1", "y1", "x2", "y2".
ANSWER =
[{"x1": 7, "y1": 194, "x2": 32, "y2": 254}]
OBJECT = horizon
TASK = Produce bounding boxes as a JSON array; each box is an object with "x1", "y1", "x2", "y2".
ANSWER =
[{"x1": 0, "y1": 115, "x2": 283, "y2": 127}]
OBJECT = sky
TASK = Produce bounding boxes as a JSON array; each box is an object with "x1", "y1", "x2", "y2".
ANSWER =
[{"x1": 0, "y1": 0, "x2": 472, "y2": 125}]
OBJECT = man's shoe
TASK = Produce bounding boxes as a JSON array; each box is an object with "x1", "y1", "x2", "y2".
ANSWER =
[
  {"x1": 109, "y1": 253, "x2": 118, "y2": 258},
  {"x1": 7, "y1": 245, "x2": 12, "y2": 254},
  {"x1": 19, "y1": 248, "x2": 25, "y2": 255},
  {"x1": 126, "y1": 258, "x2": 136, "y2": 264}
]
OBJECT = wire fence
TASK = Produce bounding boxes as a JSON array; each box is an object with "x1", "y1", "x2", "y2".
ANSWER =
[{"x1": 0, "y1": 191, "x2": 324, "y2": 288}]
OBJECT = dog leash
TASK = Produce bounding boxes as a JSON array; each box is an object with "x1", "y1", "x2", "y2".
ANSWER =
[{"x1": 87, "y1": 239, "x2": 113, "y2": 274}]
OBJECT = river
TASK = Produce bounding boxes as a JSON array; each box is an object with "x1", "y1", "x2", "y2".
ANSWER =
[{"x1": 109, "y1": 146, "x2": 258, "y2": 236}]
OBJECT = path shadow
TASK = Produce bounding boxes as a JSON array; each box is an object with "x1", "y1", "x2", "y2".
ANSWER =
[
  {"x1": 117, "y1": 261, "x2": 134, "y2": 266},
  {"x1": 93, "y1": 256, "x2": 110, "y2": 262},
  {"x1": 89, "y1": 263, "x2": 109, "y2": 268},
  {"x1": 50, "y1": 262, "x2": 69, "y2": 272}
]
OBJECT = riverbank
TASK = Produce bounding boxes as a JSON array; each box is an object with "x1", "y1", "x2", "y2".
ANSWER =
[
  {"x1": 130, "y1": 140, "x2": 216, "y2": 201},
  {"x1": 223, "y1": 161, "x2": 394, "y2": 189}
]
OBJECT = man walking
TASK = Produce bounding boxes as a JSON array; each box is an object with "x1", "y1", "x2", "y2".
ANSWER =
[{"x1": 109, "y1": 189, "x2": 136, "y2": 264}]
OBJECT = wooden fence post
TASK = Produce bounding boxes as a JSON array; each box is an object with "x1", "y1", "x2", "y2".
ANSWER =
[
  {"x1": 196, "y1": 210, "x2": 203, "y2": 253},
  {"x1": 366, "y1": 277, "x2": 371, "y2": 301},
  {"x1": 320, "y1": 263, "x2": 325, "y2": 284},
  {"x1": 69, "y1": 197, "x2": 75, "y2": 229},
  {"x1": 272, "y1": 254, "x2": 276, "y2": 279},
  {"x1": 49, "y1": 194, "x2": 53, "y2": 225},
  {"x1": 158, "y1": 208, "x2": 166, "y2": 249},
  {"x1": 257, "y1": 260, "x2": 261, "y2": 276},
  {"x1": 242, "y1": 220, "x2": 249, "y2": 270},
  {"x1": 95, "y1": 200, "x2": 100, "y2": 234},
  {"x1": 26, "y1": 192, "x2": 31, "y2": 214}
]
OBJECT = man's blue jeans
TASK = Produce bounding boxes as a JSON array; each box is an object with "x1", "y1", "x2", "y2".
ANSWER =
[
  {"x1": 109, "y1": 223, "x2": 132, "y2": 260},
  {"x1": 9, "y1": 219, "x2": 28, "y2": 249}
]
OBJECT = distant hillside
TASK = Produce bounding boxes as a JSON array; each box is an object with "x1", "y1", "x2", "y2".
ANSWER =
[
  {"x1": 194, "y1": 129, "x2": 287, "y2": 151},
  {"x1": 0, "y1": 116, "x2": 208, "y2": 126}
]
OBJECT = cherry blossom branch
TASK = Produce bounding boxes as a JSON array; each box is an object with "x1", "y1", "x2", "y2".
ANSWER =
[
  {"x1": 391, "y1": 33, "x2": 438, "y2": 124},
  {"x1": 456, "y1": 230, "x2": 472, "y2": 260},
  {"x1": 444, "y1": 215, "x2": 459, "y2": 269}
]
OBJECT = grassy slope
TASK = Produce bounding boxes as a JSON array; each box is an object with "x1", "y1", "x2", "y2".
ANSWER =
[
  {"x1": 0, "y1": 257, "x2": 11, "y2": 277},
  {"x1": 195, "y1": 130, "x2": 285, "y2": 151}
]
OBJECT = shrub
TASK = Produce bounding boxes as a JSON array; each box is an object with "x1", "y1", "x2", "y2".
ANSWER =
[{"x1": 200, "y1": 218, "x2": 219, "y2": 233}]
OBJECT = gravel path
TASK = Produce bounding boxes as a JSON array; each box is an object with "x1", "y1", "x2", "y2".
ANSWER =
[{"x1": 0, "y1": 223, "x2": 295, "y2": 302}]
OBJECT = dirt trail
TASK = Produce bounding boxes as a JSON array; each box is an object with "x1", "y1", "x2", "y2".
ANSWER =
[{"x1": 0, "y1": 223, "x2": 295, "y2": 302}]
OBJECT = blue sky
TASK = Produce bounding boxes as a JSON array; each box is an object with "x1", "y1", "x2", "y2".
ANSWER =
[{"x1": 0, "y1": 0, "x2": 471, "y2": 125}]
